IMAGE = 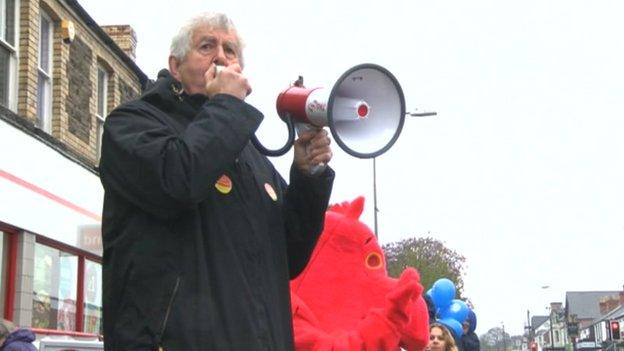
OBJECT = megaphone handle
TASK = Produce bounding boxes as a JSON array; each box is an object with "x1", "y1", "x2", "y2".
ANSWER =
[
  {"x1": 295, "y1": 122, "x2": 327, "y2": 176},
  {"x1": 251, "y1": 114, "x2": 295, "y2": 157}
]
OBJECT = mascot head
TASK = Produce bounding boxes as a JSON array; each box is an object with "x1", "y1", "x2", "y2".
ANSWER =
[{"x1": 290, "y1": 196, "x2": 429, "y2": 350}]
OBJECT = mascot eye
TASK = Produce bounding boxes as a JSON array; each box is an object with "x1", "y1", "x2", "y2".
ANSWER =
[{"x1": 365, "y1": 252, "x2": 383, "y2": 270}]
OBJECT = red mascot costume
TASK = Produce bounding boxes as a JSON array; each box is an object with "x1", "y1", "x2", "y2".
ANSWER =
[{"x1": 290, "y1": 197, "x2": 429, "y2": 350}]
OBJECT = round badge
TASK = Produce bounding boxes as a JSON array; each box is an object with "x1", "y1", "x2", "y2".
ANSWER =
[
  {"x1": 215, "y1": 175, "x2": 233, "y2": 194},
  {"x1": 264, "y1": 183, "x2": 277, "y2": 201}
]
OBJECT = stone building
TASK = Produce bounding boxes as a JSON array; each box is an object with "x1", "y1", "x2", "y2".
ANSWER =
[{"x1": 1, "y1": 0, "x2": 147, "y2": 341}]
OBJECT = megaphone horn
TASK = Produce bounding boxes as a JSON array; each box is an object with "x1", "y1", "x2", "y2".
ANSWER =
[
  {"x1": 251, "y1": 63, "x2": 406, "y2": 159},
  {"x1": 276, "y1": 87, "x2": 371, "y2": 125}
]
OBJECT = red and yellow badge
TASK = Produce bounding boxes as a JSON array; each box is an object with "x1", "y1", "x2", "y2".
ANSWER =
[
  {"x1": 215, "y1": 174, "x2": 233, "y2": 194},
  {"x1": 264, "y1": 183, "x2": 277, "y2": 201}
]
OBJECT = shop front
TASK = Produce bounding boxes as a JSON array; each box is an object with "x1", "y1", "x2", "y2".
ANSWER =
[{"x1": 1, "y1": 117, "x2": 103, "y2": 344}]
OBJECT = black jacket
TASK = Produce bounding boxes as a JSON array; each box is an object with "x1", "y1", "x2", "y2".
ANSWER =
[
  {"x1": 458, "y1": 310, "x2": 480, "y2": 351},
  {"x1": 0, "y1": 329, "x2": 37, "y2": 351},
  {"x1": 459, "y1": 332, "x2": 480, "y2": 351},
  {"x1": 99, "y1": 70, "x2": 334, "y2": 351}
]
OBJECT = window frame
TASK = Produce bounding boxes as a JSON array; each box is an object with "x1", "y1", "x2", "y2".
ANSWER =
[
  {"x1": 82, "y1": 258, "x2": 102, "y2": 334},
  {"x1": 37, "y1": 10, "x2": 54, "y2": 133},
  {"x1": 0, "y1": 225, "x2": 18, "y2": 321},
  {"x1": 96, "y1": 65, "x2": 109, "y2": 159},
  {"x1": 0, "y1": 0, "x2": 19, "y2": 111},
  {"x1": 32, "y1": 235, "x2": 102, "y2": 335}
]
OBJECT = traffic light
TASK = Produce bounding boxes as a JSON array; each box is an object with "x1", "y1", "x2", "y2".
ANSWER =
[
  {"x1": 530, "y1": 341, "x2": 538, "y2": 351},
  {"x1": 611, "y1": 320, "x2": 621, "y2": 340}
]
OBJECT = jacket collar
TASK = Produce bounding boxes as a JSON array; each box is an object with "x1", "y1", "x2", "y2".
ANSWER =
[{"x1": 142, "y1": 69, "x2": 209, "y2": 120}]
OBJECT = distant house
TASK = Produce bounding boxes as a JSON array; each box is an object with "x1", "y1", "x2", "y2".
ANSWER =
[
  {"x1": 565, "y1": 290, "x2": 623, "y2": 350},
  {"x1": 532, "y1": 316, "x2": 550, "y2": 331},
  {"x1": 522, "y1": 291, "x2": 624, "y2": 351},
  {"x1": 531, "y1": 303, "x2": 566, "y2": 351},
  {"x1": 587, "y1": 304, "x2": 624, "y2": 344}
]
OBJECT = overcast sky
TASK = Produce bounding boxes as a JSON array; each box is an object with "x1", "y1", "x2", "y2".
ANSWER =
[{"x1": 78, "y1": 0, "x2": 624, "y2": 336}]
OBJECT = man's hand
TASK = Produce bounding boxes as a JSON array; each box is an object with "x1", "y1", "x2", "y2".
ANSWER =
[
  {"x1": 293, "y1": 128, "x2": 332, "y2": 175},
  {"x1": 204, "y1": 63, "x2": 251, "y2": 100}
]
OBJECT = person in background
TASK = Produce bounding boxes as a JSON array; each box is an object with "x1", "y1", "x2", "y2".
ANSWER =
[
  {"x1": 427, "y1": 323, "x2": 459, "y2": 351},
  {"x1": 0, "y1": 320, "x2": 37, "y2": 351},
  {"x1": 98, "y1": 11, "x2": 334, "y2": 351},
  {"x1": 459, "y1": 310, "x2": 481, "y2": 351},
  {"x1": 423, "y1": 292, "x2": 437, "y2": 324}
]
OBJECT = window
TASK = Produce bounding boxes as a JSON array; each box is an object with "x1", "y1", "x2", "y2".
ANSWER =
[
  {"x1": 83, "y1": 260, "x2": 102, "y2": 334},
  {"x1": 96, "y1": 66, "x2": 108, "y2": 158},
  {"x1": 31, "y1": 238, "x2": 102, "y2": 334},
  {"x1": 37, "y1": 11, "x2": 53, "y2": 132},
  {"x1": 32, "y1": 243, "x2": 78, "y2": 330},
  {"x1": 0, "y1": 0, "x2": 17, "y2": 110}
]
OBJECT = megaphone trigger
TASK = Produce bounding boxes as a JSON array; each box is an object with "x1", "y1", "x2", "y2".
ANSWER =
[{"x1": 295, "y1": 122, "x2": 327, "y2": 176}]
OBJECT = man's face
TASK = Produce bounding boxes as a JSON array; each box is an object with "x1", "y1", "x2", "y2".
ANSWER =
[
  {"x1": 463, "y1": 321, "x2": 470, "y2": 335},
  {"x1": 170, "y1": 25, "x2": 242, "y2": 95}
]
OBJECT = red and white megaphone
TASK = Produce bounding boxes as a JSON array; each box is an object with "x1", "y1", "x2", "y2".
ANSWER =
[{"x1": 251, "y1": 63, "x2": 406, "y2": 159}]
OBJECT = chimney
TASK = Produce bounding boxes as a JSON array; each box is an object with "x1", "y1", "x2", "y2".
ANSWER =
[{"x1": 101, "y1": 25, "x2": 137, "y2": 61}]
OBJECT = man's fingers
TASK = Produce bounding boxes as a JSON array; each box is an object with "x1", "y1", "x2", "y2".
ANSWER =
[
  {"x1": 228, "y1": 63, "x2": 242, "y2": 74},
  {"x1": 294, "y1": 130, "x2": 317, "y2": 145},
  {"x1": 310, "y1": 133, "x2": 331, "y2": 149},
  {"x1": 308, "y1": 150, "x2": 332, "y2": 166},
  {"x1": 300, "y1": 128, "x2": 329, "y2": 144},
  {"x1": 204, "y1": 64, "x2": 250, "y2": 100}
]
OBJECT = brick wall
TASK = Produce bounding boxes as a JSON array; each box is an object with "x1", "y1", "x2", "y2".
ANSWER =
[
  {"x1": 17, "y1": 0, "x2": 39, "y2": 122},
  {"x1": 101, "y1": 25, "x2": 137, "y2": 61},
  {"x1": 15, "y1": 0, "x2": 143, "y2": 165},
  {"x1": 119, "y1": 78, "x2": 138, "y2": 105},
  {"x1": 599, "y1": 294, "x2": 624, "y2": 315},
  {"x1": 66, "y1": 37, "x2": 92, "y2": 143}
]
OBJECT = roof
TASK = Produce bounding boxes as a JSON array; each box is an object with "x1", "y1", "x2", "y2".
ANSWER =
[
  {"x1": 63, "y1": 0, "x2": 149, "y2": 89},
  {"x1": 532, "y1": 315, "x2": 549, "y2": 329},
  {"x1": 565, "y1": 291, "x2": 620, "y2": 320}
]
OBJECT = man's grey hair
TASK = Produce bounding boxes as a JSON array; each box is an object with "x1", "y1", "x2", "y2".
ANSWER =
[{"x1": 170, "y1": 12, "x2": 244, "y2": 67}]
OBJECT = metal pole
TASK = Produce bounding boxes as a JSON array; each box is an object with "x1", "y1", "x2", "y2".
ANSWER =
[
  {"x1": 369, "y1": 109, "x2": 436, "y2": 238},
  {"x1": 527, "y1": 309, "x2": 531, "y2": 337},
  {"x1": 526, "y1": 309, "x2": 533, "y2": 351},
  {"x1": 503, "y1": 323, "x2": 507, "y2": 351},
  {"x1": 407, "y1": 111, "x2": 438, "y2": 117},
  {"x1": 373, "y1": 157, "x2": 378, "y2": 238},
  {"x1": 549, "y1": 309, "x2": 555, "y2": 351}
]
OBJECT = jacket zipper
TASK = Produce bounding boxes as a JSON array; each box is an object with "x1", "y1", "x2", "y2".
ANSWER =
[{"x1": 157, "y1": 276, "x2": 181, "y2": 351}]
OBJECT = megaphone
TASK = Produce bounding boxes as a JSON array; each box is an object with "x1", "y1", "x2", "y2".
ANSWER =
[{"x1": 251, "y1": 63, "x2": 406, "y2": 159}]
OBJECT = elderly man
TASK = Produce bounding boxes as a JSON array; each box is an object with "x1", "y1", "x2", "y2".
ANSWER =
[{"x1": 99, "y1": 12, "x2": 334, "y2": 351}]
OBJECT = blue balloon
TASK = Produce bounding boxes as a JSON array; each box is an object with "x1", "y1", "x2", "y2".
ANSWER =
[
  {"x1": 439, "y1": 299, "x2": 469, "y2": 324},
  {"x1": 439, "y1": 317, "x2": 463, "y2": 340},
  {"x1": 431, "y1": 278, "x2": 456, "y2": 309}
]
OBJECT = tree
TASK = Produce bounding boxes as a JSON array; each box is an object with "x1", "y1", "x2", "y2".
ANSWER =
[
  {"x1": 481, "y1": 327, "x2": 511, "y2": 351},
  {"x1": 382, "y1": 237, "x2": 467, "y2": 297}
]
